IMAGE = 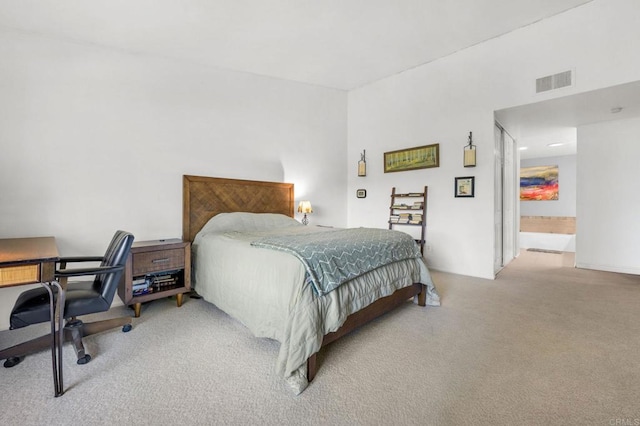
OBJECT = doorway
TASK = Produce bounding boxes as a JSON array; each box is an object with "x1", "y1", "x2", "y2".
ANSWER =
[{"x1": 495, "y1": 80, "x2": 640, "y2": 270}]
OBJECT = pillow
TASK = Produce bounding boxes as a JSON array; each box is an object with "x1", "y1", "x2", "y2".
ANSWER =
[{"x1": 198, "y1": 212, "x2": 301, "y2": 235}]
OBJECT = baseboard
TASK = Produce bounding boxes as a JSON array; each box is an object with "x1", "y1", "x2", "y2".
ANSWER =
[{"x1": 576, "y1": 262, "x2": 640, "y2": 275}]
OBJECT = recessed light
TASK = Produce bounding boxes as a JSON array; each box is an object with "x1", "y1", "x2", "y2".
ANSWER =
[
  {"x1": 547, "y1": 143, "x2": 564, "y2": 147},
  {"x1": 519, "y1": 147, "x2": 528, "y2": 151}
]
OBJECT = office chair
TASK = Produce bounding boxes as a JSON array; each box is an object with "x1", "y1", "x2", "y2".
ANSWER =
[{"x1": 6, "y1": 230, "x2": 134, "y2": 367}]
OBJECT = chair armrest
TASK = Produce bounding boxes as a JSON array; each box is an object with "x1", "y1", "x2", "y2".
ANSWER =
[{"x1": 55, "y1": 265, "x2": 124, "y2": 278}]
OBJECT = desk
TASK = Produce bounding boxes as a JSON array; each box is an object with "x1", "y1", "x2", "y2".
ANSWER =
[
  {"x1": 0, "y1": 236, "x2": 64, "y2": 396},
  {"x1": 0, "y1": 237, "x2": 58, "y2": 286}
]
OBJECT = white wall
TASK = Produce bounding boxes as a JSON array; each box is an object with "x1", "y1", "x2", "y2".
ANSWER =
[
  {"x1": 519, "y1": 233, "x2": 576, "y2": 252},
  {"x1": 347, "y1": 0, "x2": 640, "y2": 278},
  {"x1": 0, "y1": 30, "x2": 347, "y2": 330},
  {"x1": 576, "y1": 116, "x2": 640, "y2": 274},
  {"x1": 520, "y1": 155, "x2": 577, "y2": 217}
]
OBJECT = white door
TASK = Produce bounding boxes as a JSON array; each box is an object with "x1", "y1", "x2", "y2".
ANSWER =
[
  {"x1": 494, "y1": 123, "x2": 504, "y2": 274},
  {"x1": 502, "y1": 127, "x2": 517, "y2": 264},
  {"x1": 494, "y1": 121, "x2": 518, "y2": 274}
]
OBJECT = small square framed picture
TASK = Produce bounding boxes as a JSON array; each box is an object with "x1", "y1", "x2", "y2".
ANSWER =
[
  {"x1": 455, "y1": 177, "x2": 475, "y2": 198},
  {"x1": 356, "y1": 189, "x2": 367, "y2": 198}
]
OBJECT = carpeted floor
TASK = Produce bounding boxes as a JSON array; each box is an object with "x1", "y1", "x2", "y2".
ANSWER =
[{"x1": 1, "y1": 250, "x2": 639, "y2": 425}]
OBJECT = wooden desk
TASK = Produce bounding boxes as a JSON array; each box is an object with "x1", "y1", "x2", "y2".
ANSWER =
[
  {"x1": 0, "y1": 237, "x2": 59, "y2": 287},
  {"x1": 0, "y1": 236, "x2": 63, "y2": 396}
]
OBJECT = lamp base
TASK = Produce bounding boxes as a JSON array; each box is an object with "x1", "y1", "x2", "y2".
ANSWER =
[{"x1": 302, "y1": 214, "x2": 309, "y2": 225}]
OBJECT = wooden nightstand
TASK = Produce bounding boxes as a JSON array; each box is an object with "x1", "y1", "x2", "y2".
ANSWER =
[{"x1": 118, "y1": 239, "x2": 191, "y2": 317}]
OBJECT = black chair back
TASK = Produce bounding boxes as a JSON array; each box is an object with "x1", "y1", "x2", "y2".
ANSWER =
[{"x1": 93, "y1": 230, "x2": 134, "y2": 309}]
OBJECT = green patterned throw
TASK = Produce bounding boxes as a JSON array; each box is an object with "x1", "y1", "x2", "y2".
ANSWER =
[{"x1": 251, "y1": 227, "x2": 421, "y2": 296}]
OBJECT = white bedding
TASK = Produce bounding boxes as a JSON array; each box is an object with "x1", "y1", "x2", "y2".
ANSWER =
[{"x1": 192, "y1": 212, "x2": 439, "y2": 394}]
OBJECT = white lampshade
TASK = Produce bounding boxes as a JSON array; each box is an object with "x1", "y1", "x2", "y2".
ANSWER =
[{"x1": 297, "y1": 201, "x2": 313, "y2": 214}]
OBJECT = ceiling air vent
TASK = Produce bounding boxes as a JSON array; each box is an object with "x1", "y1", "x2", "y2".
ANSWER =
[{"x1": 536, "y1": 70, "x2": 573, "y2": 93}]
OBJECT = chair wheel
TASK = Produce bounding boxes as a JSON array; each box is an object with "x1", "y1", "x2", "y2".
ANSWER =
[
  {"x1": 3, "y1": 356, "x2": 24, "y2": 368},
  {"x1": 77, "y1": 354, "x2": 92, "y2": 365},
  {"x1": 122, "y1": 324, "x2": 132, "y2": 332}
]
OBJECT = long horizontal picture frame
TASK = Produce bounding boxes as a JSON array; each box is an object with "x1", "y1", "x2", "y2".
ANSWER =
[{"x1": 384, "y1": 143, "x2": 439, "y2": 173}]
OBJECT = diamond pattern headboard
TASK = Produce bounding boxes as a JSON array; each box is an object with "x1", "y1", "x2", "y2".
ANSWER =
[{"x1": 182, "y1": 175, "x2": 295, "y2": 242}]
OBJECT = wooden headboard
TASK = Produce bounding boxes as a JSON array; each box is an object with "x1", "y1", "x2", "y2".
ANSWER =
[{"x1": 182, "y1": 175, "x2": 295, "y2": 242}]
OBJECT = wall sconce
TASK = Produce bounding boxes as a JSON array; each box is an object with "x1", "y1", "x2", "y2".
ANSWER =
[
  {"x1": 464, "y1": 132, "x2": 476, "y2": 167},
  {"x1": 297, "y1": 200, "x2": 313, "y2": 225},
  {"x1": 358, "y1": 150, "x2": 366, "y2": 176}
]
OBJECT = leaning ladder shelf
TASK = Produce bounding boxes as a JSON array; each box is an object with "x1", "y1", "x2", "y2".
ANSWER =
[{"x1": 388, "y1": 186, "x2": 428, "y2": 255}]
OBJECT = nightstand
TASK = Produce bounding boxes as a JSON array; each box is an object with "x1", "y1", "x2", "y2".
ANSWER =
[{"x1": 118, "y1": 239, "x2": 191, "y2": 317}]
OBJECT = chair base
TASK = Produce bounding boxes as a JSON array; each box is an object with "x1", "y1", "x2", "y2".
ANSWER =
[
  {"x1": 3, "y1": 356, "x2": 25, "y2": 368},
  {"x1": 1, "y1": 316, "x2": 132, "y2": 367},
  {"x1": 77, "y1": 354, "x2": 92, "y2": 365}
]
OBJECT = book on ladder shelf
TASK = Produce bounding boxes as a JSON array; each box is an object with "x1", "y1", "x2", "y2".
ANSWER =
[{"x1": 388, "y1": 186, "x2": 428, "y2": 255}]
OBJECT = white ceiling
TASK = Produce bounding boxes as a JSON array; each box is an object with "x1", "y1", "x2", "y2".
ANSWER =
[
  {"x1": 6, "y1": 0, "x2": 631, "y2": 161},
  {"x1": 496, "y1": 80, "x2": 640, "y2": 159},
  {"x1": 0, "y1": 0, "x2": 593, "y2": 90}
]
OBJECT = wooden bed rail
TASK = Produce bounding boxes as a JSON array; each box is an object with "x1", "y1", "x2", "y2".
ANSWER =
[{"x1": 307, "y1": 283, "x2": 426, "y2": 381}]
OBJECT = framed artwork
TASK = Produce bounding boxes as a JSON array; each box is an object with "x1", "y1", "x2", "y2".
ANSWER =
[
  {"x1": 356, "y1": 189, "x2": 367, "y2": 198},
  {"x1": 455, "y1": 176, "x2": 475, "y2": 198},
  {"x1": 520, "y1": 165, "x2": 559, "y2": 201},
  {"x1": 384, "y1": 143, "x2": 439, "y2": 173}
]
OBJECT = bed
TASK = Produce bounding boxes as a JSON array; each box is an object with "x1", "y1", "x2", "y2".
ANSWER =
[{"x1": 182, "y1": 175, "x2": 440, "y2": 394}]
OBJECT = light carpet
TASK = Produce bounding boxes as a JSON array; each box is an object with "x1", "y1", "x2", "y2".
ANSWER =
[{"x1": 1, "y1": 251, "x2": 639, "y2": 425}]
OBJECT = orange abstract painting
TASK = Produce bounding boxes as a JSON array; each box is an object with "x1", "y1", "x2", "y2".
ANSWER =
[{"x1": 520, "y1": 165, "x2": 558, "y2": 201}]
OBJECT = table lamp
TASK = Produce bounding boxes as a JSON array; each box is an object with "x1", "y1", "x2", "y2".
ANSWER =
[{"x1": 297, "y1": 201, "x2": 313, "y2": 225}]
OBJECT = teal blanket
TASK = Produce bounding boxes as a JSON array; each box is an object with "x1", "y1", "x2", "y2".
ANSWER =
[{"x1": 251, "y1": 227, "x2": 422, "y2": 296}]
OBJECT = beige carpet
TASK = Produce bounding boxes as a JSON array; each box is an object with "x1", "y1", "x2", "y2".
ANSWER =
[{"x1": 1, "y1": 250, "x2": 639, "y2": 425}]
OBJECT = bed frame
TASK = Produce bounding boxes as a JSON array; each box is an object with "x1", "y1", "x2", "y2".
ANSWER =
[{"x1": 182, "y1": 175, "x2": 426, "y2": 381}]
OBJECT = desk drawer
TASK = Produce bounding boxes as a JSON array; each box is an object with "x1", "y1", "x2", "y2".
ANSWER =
[
  {"x1": 0, "y1": 264, "x2": 40, "y2": 287},
  {"x1": 132, "y1": 249, "x2": 184, "y2": 276}
]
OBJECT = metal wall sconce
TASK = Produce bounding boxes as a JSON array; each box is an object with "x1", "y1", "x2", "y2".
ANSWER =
[
  {"x1": 464, "y1": 132, "x2": 476, "y2": 167},
  {"x1": 358, "y1": 150, "x2": 366, "y2": 176}
]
